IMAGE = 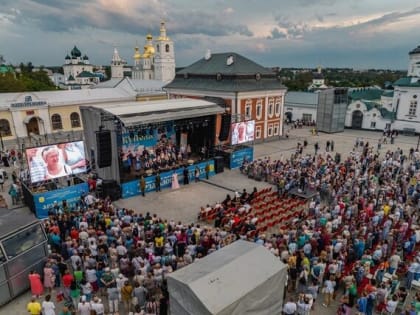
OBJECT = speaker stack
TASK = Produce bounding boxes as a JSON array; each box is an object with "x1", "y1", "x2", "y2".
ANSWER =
[
  {"x1": 219, "y1": 114, "x2": 231, "y2": 141},
  {"x1": 96, "y1": 130, "x2": 112, "y2": 168},
  {"x1": 98, "y1": 179, "x2": 121, "y2": 201},
  {"x1": 214, "y1": 156, "x2": 225, "y2": 174}
]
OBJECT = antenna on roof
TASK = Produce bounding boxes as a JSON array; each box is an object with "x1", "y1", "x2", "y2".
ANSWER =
[{"x1": 205, "y1": 49, "x2": 211, "y2": 60}]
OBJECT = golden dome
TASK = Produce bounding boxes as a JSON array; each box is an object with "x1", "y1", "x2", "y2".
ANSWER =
[
  {"x1": 146, "y1": 33, "x2": 153, "y2": 40},
  {"x1": 142, "y1": 44, "x2": 155, "y2": 57},
  {"x1": 133, "y1": 46, "x2": 142, "y2": 59}
]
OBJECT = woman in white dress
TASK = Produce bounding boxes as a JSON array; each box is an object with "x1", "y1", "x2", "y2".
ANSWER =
[
  {"x1": 42, "y1": 294, "x2": 56, "y2": 315},
  {"x1": 172, "y1": 171, "x2": 180, "y2": 189}
]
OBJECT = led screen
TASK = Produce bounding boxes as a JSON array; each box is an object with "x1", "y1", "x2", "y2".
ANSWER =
[
  {"x1": 26, "y1": 140, "x2": 87, "y2": 183},
  {"x1": 231, "y1": 120, "x2": 255, "y2": 145}
]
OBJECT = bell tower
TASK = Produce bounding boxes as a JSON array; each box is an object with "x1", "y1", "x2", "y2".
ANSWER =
[
  {"x1": 154, "y1": 21, "x2": 175, "y2": 82},
  {"x1": 111, "y1": 47, "x2": 124, "y2": 78}
]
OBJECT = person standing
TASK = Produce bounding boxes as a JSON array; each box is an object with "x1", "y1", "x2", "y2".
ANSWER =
[
  {"x1": 205, "y1": 162, "x2": 210, "y2": 180},
  {"x1": 194, "y1": 166, "x2": 200, "y2": 183},
  {"x1": 77, "y1": 295, "x2": 91, "y2": 315},
  {"x1": 322, "y1": 275, "x2": 336, "y2": 307},
  {"x1": 314, "y1": 142, "x2": 319, "y2": 155},
  {"x1": 121, "y1": 280, "x2": 133, "y2": 313},
  {"x1": 8, "y1": 182, "x2": 18, "y2": 205},
  {"x1": 183, "y1": 166, "x2": 189, "y2": 185},
  {"x1": 27, "y1": 296, "x2": 42, "y2": 315},
  {"x1": 43, "y1": 262, "x2": 55, "y2": 294},
  {"x1": 171, "y1": 171, "x2": 180, "y2": 189},
  {"x1": 41, "y1": 294, "x2": 56, "y2": 315},
  {"x1": 0, "y1": 169, "x2": 4, "y2": 191},
  {"x1": 28, "y1": 270, "x2": 44, "y2": 298},
  {"x1": 283, "y1": 297, "x2": 297, "y2": 315},
  {"x1": 139, "y1": 176, "x2": 146, "y2": 197},
  {"x1": 155, "y1": 172, "x2": 161, "y2": 192},
  {"x1": 331, "y1": 140, "x2": 335, "y2": 151}
]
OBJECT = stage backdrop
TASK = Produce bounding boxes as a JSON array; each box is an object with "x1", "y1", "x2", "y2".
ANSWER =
[
  {"x1": 230, "y1": 147, "x2": 254, "y2": 169},
  {"x1": 122, "y1": 160, "x2": 215, "y2": 198},
  {"x1": 33, "y1": 182, "x2": 89, "y2": 218}
]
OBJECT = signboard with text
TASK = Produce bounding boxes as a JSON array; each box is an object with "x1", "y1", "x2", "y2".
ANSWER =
[
  {"x1": 121, "y1": 160, "x2": 215, "y2": 198},
  {"x1": 230, "y1": 147, "x2": 254, "y2": 169}
]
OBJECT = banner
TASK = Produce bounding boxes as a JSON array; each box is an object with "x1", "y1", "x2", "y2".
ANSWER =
[
  {"x1": 121, "y1": 160, "x2": 215, "y2": 198},
  {"x1": 121, "y1": 122, "x2": 175, "y2": 150},
  {"x1": 230, "y1": 147, "x2": 254, "y2": 169},
  {"x1": 33, "y1": 182, "x2": 89, "y2": 218}
]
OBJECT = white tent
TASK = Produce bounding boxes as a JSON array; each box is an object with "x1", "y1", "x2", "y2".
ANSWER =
[{"x1": 167, "y1": 240, "x2": 287, "y2": 315}]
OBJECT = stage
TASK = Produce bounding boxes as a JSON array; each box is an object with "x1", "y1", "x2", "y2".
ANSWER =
[{"x1": 288, "y1": 187, "x2": 317, "y2": 200}]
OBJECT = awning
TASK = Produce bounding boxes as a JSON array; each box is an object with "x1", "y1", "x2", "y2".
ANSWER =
[
  {"x1": 119, "y1": 106, "x2": 224, "y2": 127},
  {"x1": 23, "y1": 115, "x2": 43, "y2": 124}
]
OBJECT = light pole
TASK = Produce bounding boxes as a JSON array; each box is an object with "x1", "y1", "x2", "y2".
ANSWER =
[{"x1": 0, "y1": 129, "x2": 4, "y2": 151}]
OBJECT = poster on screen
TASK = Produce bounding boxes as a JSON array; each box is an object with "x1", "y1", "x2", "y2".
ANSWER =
[{"x1": 231, "y1": 120, "x2": 255, "y2": 145}]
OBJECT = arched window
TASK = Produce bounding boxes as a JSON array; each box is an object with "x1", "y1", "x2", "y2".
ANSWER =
[
  {"x1": 70, "y1": 112, "x2": 81, "y2": 128},
  {"x1": 165, "y1": 44, "x2": 170, "y2": 53},
  {"x1": 0, "y1": 119, "x2": 11, "y2": 136},
  {"x1": 51, "y1": 114, "x2": 63, "y2": 130},
  {"x1": 156, "y1": 44, "x2": 160, "y2": 53}
]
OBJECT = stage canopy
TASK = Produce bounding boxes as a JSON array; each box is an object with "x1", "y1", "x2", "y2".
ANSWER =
[
  {"x1": 87, "y1": 98, "x2": 225, "y2": 127},
  {"x1": 167, "y1": 240, "x2": 287, "y2": 315}
]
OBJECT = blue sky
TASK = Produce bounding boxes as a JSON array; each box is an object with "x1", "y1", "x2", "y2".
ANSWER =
[{"x1": 0, "y1": 0, "x2": 419, "y2": 69}]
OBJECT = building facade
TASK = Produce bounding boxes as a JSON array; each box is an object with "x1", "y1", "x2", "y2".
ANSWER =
[
  {"x1": 132, "y1": 22, "x2": 175, "y2": 83},
  {"x1": 63, "y1": 46, "x2": 99, "y2": 89},
  {"x1": 284, "y1": 91, "x2": 318, "y2": 123},
  {"x1": 0, "y1": 87, "x2": 137, "y2": 150},
  {"x1": 164, "y1": 51, "x2": 287, "y2": 142}
]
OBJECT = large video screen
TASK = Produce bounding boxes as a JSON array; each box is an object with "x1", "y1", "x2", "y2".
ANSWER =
[
  {"x1": 231, "y1": 120, "x2": 255, "y2": 145},
  {"x1": 26, "y1": 140, "x2": 87, "y2": 183}
]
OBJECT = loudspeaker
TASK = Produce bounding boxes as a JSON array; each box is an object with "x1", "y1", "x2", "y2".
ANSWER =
[
  {"x1": 96, "y1": 130, "x2": 112, "y2": 168},
  {"x1": 98, "y1": 180, "x2": 121, "y2": 200},
  {"x1": 214, "y1": 156, "x2": 224, "y2": 174},
  {"x1": 219, "y1": 114, "x2": 231, "y2": 141}
]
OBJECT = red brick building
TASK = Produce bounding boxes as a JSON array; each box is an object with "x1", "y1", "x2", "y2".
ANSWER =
[{"x1": 164, "y1": 52, "x2": 287, "y2": 144}]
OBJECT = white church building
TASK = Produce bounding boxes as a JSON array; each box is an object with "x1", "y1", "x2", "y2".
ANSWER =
[{"x1": 345, "y1": 44, "x2": 420, "y2": 133}]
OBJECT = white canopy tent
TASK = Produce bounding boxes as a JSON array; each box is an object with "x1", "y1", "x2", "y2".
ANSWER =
[{"x1": 167, "y1": 240, "x2": 287, "y2": 315}]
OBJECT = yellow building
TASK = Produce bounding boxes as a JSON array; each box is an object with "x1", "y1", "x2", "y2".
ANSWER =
[{"x1": 0, "y1": 86, "x2": 139, "y2": 150}]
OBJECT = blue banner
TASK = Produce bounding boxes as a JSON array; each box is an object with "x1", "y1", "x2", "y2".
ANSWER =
[
  {"x1": 33, "y1": 182, "x2": 89, "y2": 218},
  {"x1": 230, "y1": 147, "x2": 254, "y2": 169},
  {"x1": 121, "y1": 122, "x2": 175, "y2": 149},
  {"x1": 121, "y1": 160, "x2": 215, "y2": 198}
]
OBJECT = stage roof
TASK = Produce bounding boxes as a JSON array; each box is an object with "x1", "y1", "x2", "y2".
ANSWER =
[{"x1": 87, "y1": 98, "x2": 225, "y2": 127}]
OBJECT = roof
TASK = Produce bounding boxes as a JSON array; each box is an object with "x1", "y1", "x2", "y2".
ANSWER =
[
  {"x1": 285, "y1": 91, "x2": 319, "y2": 108},
  {"x1": 71, "y1": 46, "x2": 82, "y2": 58},
  {"x1": 177, "y1": 52, "x2": 274, "y2": 76},
  {"x1": 379, "y1": 107, "x2": 396, "y2": 120},
  {"x1": 313, "y1": 72, "x2": 324, "y2": 79},
  {"x1": 84, "y1": 98, "x2": 225, "y2": 127},
  {"x1": 394, "y1": 77, "x2": 420, "y2": 87},
  {"x1": 0, "y1": 207, "x2": 39, "y2": 239},
  {"x1": 167, "y1": 240, "x2": 286, "y2": 315},
  {"x1": 409, "y1": 45, "x2": 420, "y2": 55},
  {"x1": 349, "y1": 88, "x2": 383, "y2": 101},
  {"x1": 77, "y1": 71, "x2": 96, "y2": 78},
  {"x1": 364, "y1": 100, "x2": 380, "y2": 111},
  {"x1": 0, "y1": 86, "x2": 136, "y2": 108},
  {"x1": 165, "y1": 52, "x2": 285, "y2": 92},
  {"x1": 381, "y1": 90, "x2": 394, "y2": 97}
]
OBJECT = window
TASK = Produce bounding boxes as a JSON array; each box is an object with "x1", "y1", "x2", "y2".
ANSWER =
[
  {"x1": 2, "y1": 224, "x2": 46, "y2": 258},
  {"x1": 268, "y1": 123, "x2": 273, "y2": 137},
  {"x1": 409, "y1": 100, "x2": 417, "y2": 116},
  {"x1": 51, "y1": 114, "x2": 63, "y2": 130},
  {"x1": 157, "y1": 45, "x2": 160, "y2": 53},
  {"x1": 165, "y1": 44, "x2": 170, "y2": 52},
  {"x1": 273, "y1": 123, "x2": 279, "y2": 135},
  {"x1": 256, "y1": 99, "x2": 262, "y2": 119},
  {"x1": 370, "y1": 121, "x2": 376, "y2": 128},
  {"x1": 268, "y1": 98, "x2": 274, "y2": 117},
  {"x1": 245, "y1": 99, "x2": 252, "y2": 119},
  {"x1": 275, "y1": 97, "x2": 281, "y2": 116},
  {"x1": 256, "y1": 126, "x2": 262, "y2": 139},
  {"x1": 0, "y1": 119, "x2": 12, "y2": 136},
  {"x1": 302, "y1": 114, "x2": 312, "y2": 122},
  {"x1": 70, "y1": 112, "x2": 81, "y2": 128}
]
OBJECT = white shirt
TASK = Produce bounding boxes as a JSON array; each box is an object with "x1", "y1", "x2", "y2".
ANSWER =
[
  {"x1": 283, "y1": 301, "x2": 297, "y2": 314},
  {"x1": 78, "y1": 302, "x2": 91, "y2": 315}
]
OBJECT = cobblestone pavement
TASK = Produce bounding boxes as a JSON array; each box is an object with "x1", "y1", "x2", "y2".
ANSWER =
[{"x1": 0, "y1": 127, "x2": 417, "y2": 314}]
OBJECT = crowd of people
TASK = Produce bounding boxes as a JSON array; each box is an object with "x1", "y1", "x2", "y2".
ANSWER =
[
  {"x1": 236, "y1": 140, "x2": 420, "y2": 314},
  {"x1": 22, "y1": 133, "x2": 420, "y2": 315}
]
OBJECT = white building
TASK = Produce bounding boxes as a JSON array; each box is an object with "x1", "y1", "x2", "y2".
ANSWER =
[
  {"x1": 284, "y1": 91, "x2": 318, "y2": 123},
  {"x1": 132, "y1": 22, "x2": 175, "y2": 83},
  {"x1": 308, "y1": 67, "x2": 328, "y2": 91},
  {"x1": 62, "y1": 46, "x2": 99, "y2": 89},
  {"x1": 111, "y1": 48, "x2": 126, "y2": 79}
]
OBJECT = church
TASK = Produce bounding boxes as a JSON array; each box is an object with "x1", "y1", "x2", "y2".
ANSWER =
[
  {"x1": 130, "y1": 22, "x2": 175, "y2": 83},
  {"x1": 63, "y1": 46, "x2": 100, "y2": 89}
]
